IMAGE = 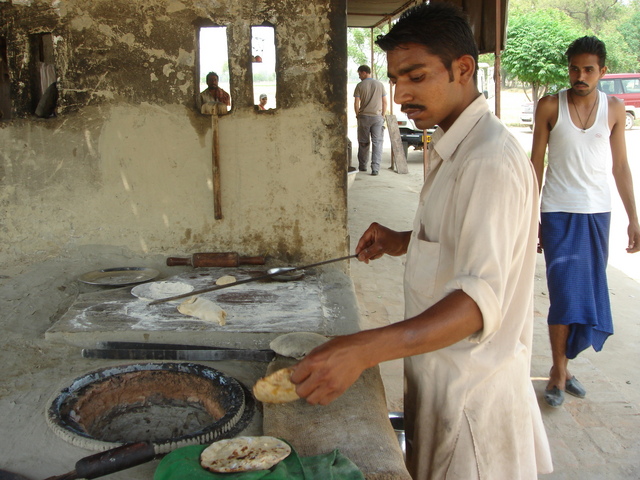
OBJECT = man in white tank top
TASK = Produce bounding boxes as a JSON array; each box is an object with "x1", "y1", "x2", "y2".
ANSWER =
[{"x1": 531, "y1": 36, "x2": 640, "y2": 408}]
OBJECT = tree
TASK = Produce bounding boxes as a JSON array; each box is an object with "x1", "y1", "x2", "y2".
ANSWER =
[
  {"x1": 543, "y1": 0, "x2": 623, "y2": 36},
  {"x1": 617, "y1": 9, "x2": 640, "y2": 68},
  {"x1": 502, "y1": 9, "x2": 581, "y2": 109},
  {"x1": 347, "y1": 27, "x2": 388, "y2": 80}
]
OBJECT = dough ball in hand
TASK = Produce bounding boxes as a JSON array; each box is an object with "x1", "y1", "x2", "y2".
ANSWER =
[{"x1": 253, "y1": 367, "x2": 300, "y2": 404}]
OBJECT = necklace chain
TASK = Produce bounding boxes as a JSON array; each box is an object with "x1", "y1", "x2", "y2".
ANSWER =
[{"x1": 569, "y1": 90, "x2": 598, "y2": 132}]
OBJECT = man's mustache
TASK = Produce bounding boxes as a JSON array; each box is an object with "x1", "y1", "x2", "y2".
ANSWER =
[
  {"x1": 573, "y1": 81, "x2": 589, "y2": 88},
  {"x1": 401, "y1": 104, "x2": 425, "y2": 112}
]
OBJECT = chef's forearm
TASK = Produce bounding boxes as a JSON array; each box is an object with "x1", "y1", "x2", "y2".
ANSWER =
[{"x1": 357, "y1": 290, "x2": 483, "y2": 367}]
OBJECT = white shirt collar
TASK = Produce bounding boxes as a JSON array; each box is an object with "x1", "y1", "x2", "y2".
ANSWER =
[{"x1": 432, "y1": 93, "x2": 489, "y2": 162}]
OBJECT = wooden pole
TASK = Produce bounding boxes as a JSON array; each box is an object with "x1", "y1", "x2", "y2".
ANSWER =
[
  {"x1": 388, "y1": 19, "x2": 395, "y2": 170},
  {"x1": 212, "y1": 113, "x2": 222, "y2": 219},
  {"x1": 494, "y1": 0, "x2": 502, "y2": 118}
]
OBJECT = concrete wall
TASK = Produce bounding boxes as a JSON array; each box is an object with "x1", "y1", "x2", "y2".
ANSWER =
[{"x1": 0, "y1": 0, "x2": 349, "y2": 268}]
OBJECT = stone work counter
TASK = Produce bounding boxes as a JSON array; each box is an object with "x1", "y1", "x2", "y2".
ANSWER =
[{"x1": 46, "y1": 266, "x2": 361, "y2": 349}]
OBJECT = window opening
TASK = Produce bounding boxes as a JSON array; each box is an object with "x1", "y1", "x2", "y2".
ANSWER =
[
  {"x1": 31, "y1": 33, "x2": 57, "y2": 117},
  {"x1": 251, "y1": 25, "x2": 276, "y2": 110},
  {"x1": 197, "y1": 26, "x2": 231, "y2": 114},
  {"x1": 0, "y1": 37, "x2": 10, "y2": 120}
]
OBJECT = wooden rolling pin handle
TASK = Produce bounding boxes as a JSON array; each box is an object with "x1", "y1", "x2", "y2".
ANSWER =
[
  {"x1": 166, "y1": 252, "x2": 266, "y2": 267},
  {"x1": 166, "y1": 257, "x2": 192, "y2": 266},
  {"x1": 238, "y1": 255, "x2": 266, "y2": 265}
]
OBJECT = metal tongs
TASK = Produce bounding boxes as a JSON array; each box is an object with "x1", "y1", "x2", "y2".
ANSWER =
[{"x1": 147, "y1": 254, "x2": 358, "y2": 305}]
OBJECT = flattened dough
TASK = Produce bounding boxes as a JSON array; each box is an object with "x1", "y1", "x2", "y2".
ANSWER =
[
  {"x1": 269, "y1": 332, "x2": 328, "y2": 359},
  {"x1": 253, "y1": 367, "x2": 299, "y2": 404},
  {"x1": 178, "y1": 296, "x2": 227, "y2": 325},
  {"x1": 216, "y1": 275, "x2": 236, "y2": 286}
]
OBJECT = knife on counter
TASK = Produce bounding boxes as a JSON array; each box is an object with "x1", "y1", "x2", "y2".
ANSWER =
[{"x1": 82, "y1": 341, "x2": 275, "y2": 362}]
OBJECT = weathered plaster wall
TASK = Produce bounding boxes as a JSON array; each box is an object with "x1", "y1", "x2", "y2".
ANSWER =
[{"x1": 0, "y1": 0, "x2": 349, "y2": 267}]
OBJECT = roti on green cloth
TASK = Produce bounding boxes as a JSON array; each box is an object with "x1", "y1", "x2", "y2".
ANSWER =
[{"x1": 154, "y1": 442, "x2": 364, "y2": 480}]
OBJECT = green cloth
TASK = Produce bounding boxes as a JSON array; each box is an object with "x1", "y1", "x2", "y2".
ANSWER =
[{"x1": 154, "y1": 442, "x2": 365, "y2": 480}]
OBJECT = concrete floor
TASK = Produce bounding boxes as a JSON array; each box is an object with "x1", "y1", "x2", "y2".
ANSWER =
[{"x1": 347, "y1": 136, "x2": 640, "y2": 479}]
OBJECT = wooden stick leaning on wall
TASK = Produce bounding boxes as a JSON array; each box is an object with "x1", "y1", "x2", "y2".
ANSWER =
[
  {"x1": 212, "y1": 112, "x2": 222, "y2": 219},
  {"x1": 385, "y1": 114, "x2": 408, "y2": 174}
]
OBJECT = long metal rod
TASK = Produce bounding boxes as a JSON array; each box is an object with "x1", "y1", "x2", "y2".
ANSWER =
[{"x1": 148, "y1": 254, "x2": 358, "y2": 305}]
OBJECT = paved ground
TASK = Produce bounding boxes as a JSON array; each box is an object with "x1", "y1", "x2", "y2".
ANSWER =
[{"x1": 347, "y1": 131, "x2": 640, "y2": 479}]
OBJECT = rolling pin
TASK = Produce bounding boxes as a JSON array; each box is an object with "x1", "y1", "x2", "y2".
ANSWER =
[{"x1": 166, "y1": 252, "x2": 265, "y2": 267}]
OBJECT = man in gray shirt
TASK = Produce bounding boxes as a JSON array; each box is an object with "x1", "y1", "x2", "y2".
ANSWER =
[{"x1": 354, "y1": 65, "x2": 387, "y2": 175}]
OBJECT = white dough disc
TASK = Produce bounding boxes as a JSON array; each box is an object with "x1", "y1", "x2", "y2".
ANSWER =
[
  {"x1": 131, "y1": 281, "x2": 194, "y2": 302},
  {"x1": 269, "y1": 332, "x2": 328, "y2": 359},
  {"x1": 216, "y1": 275, "x2": 236, "y2": 286}
]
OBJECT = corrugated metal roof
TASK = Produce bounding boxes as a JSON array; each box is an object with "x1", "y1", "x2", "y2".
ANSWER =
[
  {"x1": 347, "y1": 0, "x2": 417, "y2": 28},
  {"x1": 347, "y1": 0, "x2": 507, "y2": 53}
]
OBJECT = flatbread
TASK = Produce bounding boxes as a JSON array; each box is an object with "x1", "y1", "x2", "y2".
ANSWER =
[
  {"x1": 215, "y1": 275, "x2": 236, "y2": 286},
  {"x1": 253, "y1": 367, "x2": 299, "y2": 404},
  {"x1": 177, "y1": 296, "x2": 227, "y2": 325},
  {"x1": 269, "y1": 332, "x2": 328, "y2": 359},
  {"x1": 199, "y1": 436, "x2": 291, "y2": 473}
]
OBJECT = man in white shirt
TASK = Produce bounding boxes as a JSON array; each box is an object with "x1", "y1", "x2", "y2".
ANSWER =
[
  {"x1": 291, "y1": 3, "x2": 552, "y2": 478},
  {"x1": 531, "y1": 36, "x2": 640, "y2": 408}
]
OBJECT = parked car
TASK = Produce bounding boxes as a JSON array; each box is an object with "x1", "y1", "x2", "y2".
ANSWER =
[
  {"x1": 521, "y1": 102, "x2": 534, "y2": 129},
  {"x1": 597, "y1": 73, "x2": 640, "y2": 130},
  {"x1": 395, "y1": 111, "x2": 436, "y2": 157},
  {"x1": 520, "y1": 73, "x2": 640, "y2": 131}
]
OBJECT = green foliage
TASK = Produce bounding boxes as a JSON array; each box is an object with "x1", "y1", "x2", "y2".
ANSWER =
[
  {"x1": 347, "y1": 27, "x2": 388, "y2": 80},
  {"x1": 617, "y1": 9, "x2": 640, "y2": 69},
  {"x1": 599, "y1": 28, "x2": 638, "y2": 73},
  {"x1": 502, "y1": 9, "x2": 581, "y2": 102},
  {"x1": 508, "y1": 0, "x2": 640, "y2": 76}
]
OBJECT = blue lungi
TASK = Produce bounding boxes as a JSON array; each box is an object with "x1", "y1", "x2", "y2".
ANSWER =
[{"x1": 540, "y1": 212, "x2": 613, "y2": 359}]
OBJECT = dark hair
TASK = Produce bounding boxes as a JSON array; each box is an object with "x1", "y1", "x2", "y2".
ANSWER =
[
  {"x1": 565, "y1": 36, "x2": 606, "y2": 68},
  {"x1": 357, "y1": 65, "x2": 371, "y2": 74},
  {"x1": 375, "y1": 2, "x2": 478, "y2": 82},
  {"x1": 206, "y1": 71, "x2": 219, "y2": 80}
]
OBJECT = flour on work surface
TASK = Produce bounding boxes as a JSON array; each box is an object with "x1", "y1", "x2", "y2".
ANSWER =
[{"x1": 178, "y1": 296, "x2": 227, "y2": 325}]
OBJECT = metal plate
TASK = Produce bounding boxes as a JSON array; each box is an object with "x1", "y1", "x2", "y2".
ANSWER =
[
  {"x1": 267, "y1": 267, "x2": 304, "y2": 281},
  {"x1": 78, "y1": 267, "x2": 160, "y2": 286}
]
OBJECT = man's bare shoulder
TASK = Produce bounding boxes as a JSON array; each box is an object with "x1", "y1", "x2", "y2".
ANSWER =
[
  {"x1": 537, "y1": 94, "x2": 559, "y2": 109},
  {"x1": 606, "y1": 93, "x2": 625, "y2": 111},
  {"x1": 534, "y1": 94, "x2": 559, "y2": 123}
]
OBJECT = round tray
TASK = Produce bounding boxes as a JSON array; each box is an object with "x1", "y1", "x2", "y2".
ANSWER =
[{"x1": 78, "y1": 267, "x2": 160, "y2": 286}]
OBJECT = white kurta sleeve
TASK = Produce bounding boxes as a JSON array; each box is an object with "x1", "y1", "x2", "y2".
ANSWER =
[{"x1": 443, "y1": 145, "x2": 530, "y2": 342}]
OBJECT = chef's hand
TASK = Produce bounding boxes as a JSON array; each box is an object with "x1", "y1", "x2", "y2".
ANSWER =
[
  {"x1": 627, "y1": 221, "x2": 640, "y2": 253},
  {"x1": 356, "y1": 222, "x2": 412, "y2": 264},
  {"x1": 291, "y1": 335, "x2": 370, "y2": 406}
]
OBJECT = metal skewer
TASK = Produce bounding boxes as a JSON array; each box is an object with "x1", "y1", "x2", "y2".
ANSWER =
[{"x1": 147, "y1": 254, "x2": 358, "y2": 305}]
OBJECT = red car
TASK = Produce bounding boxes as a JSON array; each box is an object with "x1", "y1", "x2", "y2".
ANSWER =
[{"x1": 598, "y1": 73, "x2": 640, "y2": 130}]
